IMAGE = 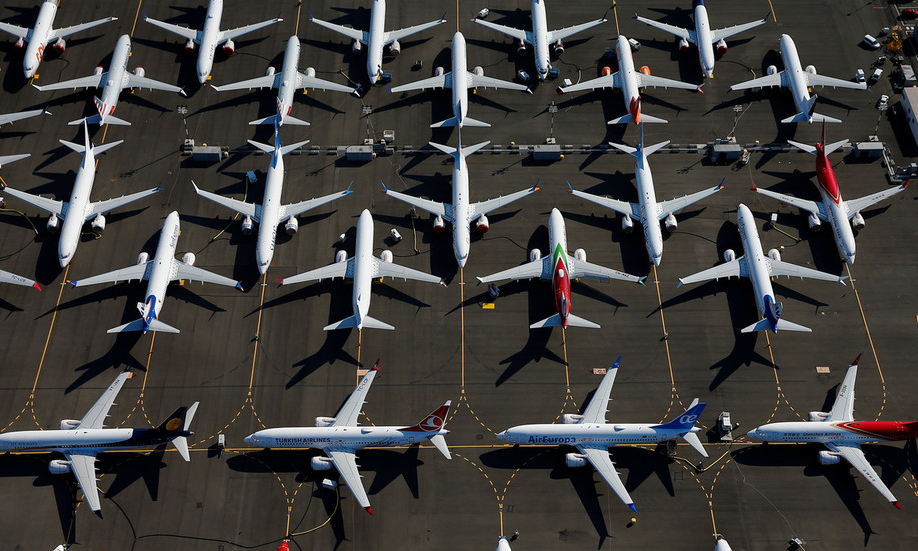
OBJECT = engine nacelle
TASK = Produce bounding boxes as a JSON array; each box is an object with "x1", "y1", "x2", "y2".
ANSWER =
[
  {"x1": 222, "y1": 39, "x2": 235, "y2": 56},
  {"x1": 434, "y1": 66, "x2": 444, "y2": 77},
  {"x1": 562, "y1": 414, "x2": 583, "y2": 425},
  {"x1": 93, "y1": 65, "x2": 104, "y2": 75},
  {"x1": 14, "y1": 37, "x2": 24, "y2": 50},
  {"x1": 380, "y1": 249, "x2": 393, "y2": 263},
  {"x1": 664, "y1": 213, "x2": 678, "y2": 233},
  {"x1": 818, "y1": 450, "x2": 841, "y2": 465},
  {"x1": 808, "y1": 411, "x2": 830, "y2": 422},
  {"x1": 473, "y1": 65, "x2": 484, "y2": 77},
  {"x1": 137, "y1": 252, "x2": 149, "y2": 265},
  {"x1": 640, "y1": 66, "x2": 651, "y2": 76},
  {"x1": 315, "y1": 416, "x2": 336, "y2": 427},
  {"x1": 767, "y1": 249, "x2": 781, "y2": 261},
  {"x1": 182, "y1": 252, "x2": 196, "y2": 266},
  {"x1": 311, "y1": 456, "x2": 334, "y2": 471},
  {"x1": 59, "y1": 419, "x2": 80, "y2": 430},
  {"x1": 335, "y1": 250, "x2": 348, "y2": 263},
  {"x1": 621, "y1": 213, "x2": 634, "y2": 233},
  {"x1": 49, "y1": 459, "x2": 71, "y2": 474},
  {"x1": 574, "y1": 248, "x2": 586, "y2": 262},
  {"x1": 716, "y1": 39, "x2": 728, "y2": 55},
  {"x1": 352, "y1": 40, "x2": 362, "y2": 56},
  {"x1": 517, "y1": 39, "x2": 528, "y2": 56},
  {"x1": 185, "y1": 38, "x2": 196, "y2": 53},
  {"x1": 46, "y1": 213, "x2": 59, "y2": 233},
  {"x1": 476, "y1": 215, "x2": 490, "y2": 234},
  {"x1": 565, "y1": 452, "x2": 588, "y2": 468},
  {"x1": 134, "y1": 67, "x2": 145, "y2": 78},
  {"x1": 601, "y1": 66, "x2": 612, "y2": 77},
  {"x1": 805, "y1": 64, "x2": 817, "y2": 75},
  {"x1": 678, "y1": 37, "x2": 691, "y2": 53},
  {"x1": 553, "y1": 39, "x2": 564, "y2": 56},
  {"x1": 808, "y1": 213, "x2": 822, "y2": 231},
  {"x1": 284, "y1": 216, "x2": 299, "y2": 236},
  {"x1": 851, "y1": 212, "x2": 865, "y2": 231},
  {"x1": 723, "y1": 249, "x2": 736, "y2": 262},
  {"x1": 241, "y1": 215, "x2": 254, "y2": 236},
  {"x1": 388, "y1": 39, "x2": 401, "y2": 55},
  {"x1": 91, "y1": 214, "x2": 106, "y2": 233},
  {"x1": 53, "y1": 38, "x2": 66, "y2": 54},
  {"x1": 433, "y1": 215, "x2": 446, "y2": 234},
  {"x1": 304, "y1": 67, "x2": 316, "y2": 78},
  {"x1": 529, "y1": 249, "x2": 542, "y2": 262},
  {"x1": 265, "y1": 66, "x2": 276, "y2": 77},
  {"x1": 766, "y1": 64, "x2": 778, "y2": 75}
]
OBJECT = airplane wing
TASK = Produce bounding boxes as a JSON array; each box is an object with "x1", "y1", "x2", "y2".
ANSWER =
[
  {"x1": 477, "y1": 257, "x2": 549, "y2": 284},
  {"x1": 678, "y1": 258, "x2": 746, "y2": 287},
  {"x1": 281, "y1": 260, "x2": 352, "y2": 285},
  {"x1": 280, "y1": 188, "x2": 353, "y2": 220},
  {"x1": 381, "y1": 186, "x2": 452, "y2": 221},
  {"x1": 2, "y1": 186, "x2": 65, "y2": 217},
  {"x1": 468, "y1": 72, "x2": 530, "y2": 91},
  {"x1": 144, "y1": 17, "x2": 201, "y2": 43},
  {"x1": 0, "y1": 108, "x2": 45, "y2": 126},
  {"x1": 390, "y1": 73, "x2": 449, "y2": 93},
  {"x1": 805, "y1": 72, "x2": 867, "y2": 91},
  {"x1": 69, "y1": 262, "x2": 151, "y2": 287},
  {"x1": 546, "y1": 18, "x2": 607, "y2": 44},
  {"x1": 470, "y1": 185, "x2": 540, "y2": 219},
  {"x1": 844, "y1": 184, "x2": 907, "y2": 218},
  {"x1": 212, "y1": 74, "x2": 277, "y2": 92},
  {"x1": 655, "y1": 182, "x2": 725, "y2": 220},
  {"x1": 0, "y1": 269, "x2": 38, "y2": 288},
  {"x1": 173, "y1": 259, "x2": 239, "y2": 287},
  {"x1": 124, "y1": 73, "x2": 183, "y2": 94},
  {"x1": 471, "y1": 19, "x2": 530, "y2": 43},
  {"x1": 827, "y1": 364, "x2": 857, "y2": 422},
  {"x1": 766, "y1": 257, "x2": 845, "y2": 283},
  {"x1": 568, "y1": 186, "x2": 637, "y2": 219},
  {"x1": 85, "y1": 188, "x2": 163, "y2": 221},
  {"x1": 332, "y1": 368, "x2": 379, "y2": 427},
  {"x1": 562, "y1": 72, "x2": 618, "y2": 93},
  {"x1": 219, "y1": 18, "x2": 283, "y2": 43},
  {"x1": 709, "y1": 18, "x2": 769, "y2": 43},
  {"x1": 78, "y1": 371, "x2": 132, "y2": 429},
  {"x1": 579, "y1": 360, "x2": 618, "y2": 424},
  {"x1": 33, "y1": 72, "x2": 105, "y2": 91},
  {"x1": 824, "y1": 442, "x2": 899, "y2": 507},
  {"x1": 636, "y1": 72, "x2": 699, "y2": 91},
  {"x1": 63, "y1": 452, "x2": 102, "y2": 512},
  {"x1": 192, "y1": 182, "x2": 259, "y2": 221},
  {"x1": 730, "y1": 71, "x2": 786, "y2": 91},
  {"x1": 754, "y1": 187, "x2": 825, "y2": 220},
  {"x1": 0, "y1": 21, "x2": 30, "y2": 40},
  {"x1": 634, "y1": 16, "x2": 693, "y2": 43},
  {"x1": 310, "y1": 17, "x2": 367, "y2": 44},
  {"x1": 383, "y1": 19, "x2": 446, "y2": 45},
  {"x1": 577, "y1": 445, "x2": 636, "y2": 512},
  {"x1": 325, "y1": 449, "x2": 371, "y2": 509},
  {"x1": 568, "y1": 258, "x2": 643, "y2": 283},
  {"x1": 49, "y1": 17, "x2": 117, "y2": 42},
  {"x1": 373, "y1": 258, "x2": 441, "y2": 284},
  {"x1": 296, "y1": 72, "x2": 356, "y2": 93}
]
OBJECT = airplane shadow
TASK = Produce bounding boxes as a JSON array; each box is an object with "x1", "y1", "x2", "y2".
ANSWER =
[
  {"x1": 0, "y1": 453, "x2": 79, "y2": 543},
  {"x1": 66, "y1": 332, "x2": 145, "y2": 393},
  {"x1": 288, "y1": 330, "x2": 359, "y2": 388}
]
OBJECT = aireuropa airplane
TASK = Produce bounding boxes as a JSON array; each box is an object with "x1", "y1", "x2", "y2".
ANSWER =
[
  {"x1": 472, "y1": 0, "x2": 606, "y2": 81},
  {"x1": 0, "y1": 0, "x2": 116, "y2": 79},
  {"x1": 558, "y1": 35, "x2": 699, "y2": 124},
  {"x1": 634, "y1": 1, "x2": 768, "y2": 79},
  {"x1": 0, "y1": 267, "x2": 39, "y2": 290},
  {"x1": 33, "y1": 34, "x2": 184, "y2": 126},
  {"x1": 68, "y1": 211, "x2": 242, "y2": 334},
  {"x1": 278, "y1": 209, "x2": 442, "y2": 331},
  {"x1": 729, "y1": 34, "x2": 867, "y2": 123},
  {"x1": 381, "y1": 132, "x2": 539, "y2": 268},
  {"x1": 677, "y1": 203, "x2": 846, "y2": 333},
  {"x1": 0, "y1": 370, "x2": 198, "y2": 516},
  {"x1": 754, "y1": 124, "x2": 906, "y2": 265},
  {"x1": 568, "y1": 127, "x2": 724, "y2": 266},
  {"x1": 212, "y1": 35, "x2": 357, "y2": 126},
  {"x1": 748, "y1": 355, "x2": 918, "y2": 509},
  {"x1": 1, "y1": 121, "x2": 161, "y2": 268},
  {"x1": 144, "y1": 0, "x2": 281, "y2": 84},
  {"x1": 390, "y1": 31, "x2": 530, "y2": 128},
  {"x1": 245, "y1": 359, "x2": 451, "y2": 515},
  {"x1": 193, "y1": 127, "x2": 352, "y2": 274},
  {"x1": 497, "y1": 357, "x2": 707, "y2": 512},
  {"x1": 310, "y1": 0, "x2": 445, "y2": 84},
  {"x1": 477, "y1": 208, "x2": 644, "y2": 329}
]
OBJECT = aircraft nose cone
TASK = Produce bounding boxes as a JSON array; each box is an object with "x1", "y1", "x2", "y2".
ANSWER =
[
  {"x1": 846, "y1": 253, "x2": 855, "y2": 265},
  {"x1": 258, "y1": 262, "x2": 269, "y2": 275},
  {"x1": 496, "y1": 430, "x2": 509, "y2": 442},
  {"x1": 59, "y1": 255, "x2": 72, "y2": 268},
  {"x1": 746, "y1": 428, "x2": 760, "y2": 440},
  {"x1": 652, "y1": 254, "x2": 662, "y2": 267},
  {"x1": 198, "y1": 73, "x2": 208, "y2": 84},
  {"x1": 244, "y1": 434, "x2": 256, "y2": 445}
]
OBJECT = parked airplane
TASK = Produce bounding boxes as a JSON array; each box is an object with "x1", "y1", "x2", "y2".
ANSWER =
[
  {"x1": 33, "y1": 34, "x2": 184, "y2": 126},
  {"x1": 381, "y1": 132, "x2": 539, "y2": 267},
  {"x1": 477, "y1": 208, "x2": 644, "y2": 329},
  {"x1": 568, "y1": 127, "x2": 724, "y2": 266},
  {"x1": 472, "y1": 0, "x2": 606, "y2": 80},
  {"x1": 144, "y1": 0, "x2": 282, "y2": 84},
  {"x1": 497, "y1": 357, "x2": 707, "y2": 512},
  {"x1": 559, "y1": 35, "x2": 699, "y2": 124},
  {"x1": 634, "y1": 1, "x2": 768, "y2": 79},
  {"x1": 68, "y1": 211, "x2": 242, "y2": 334},
  {"x1": 748, "y1": 355, "x2": 918, "y2": 509},
  {"x1": 1, "y1": 122, "x2": 161, "y2": 268},
  {"x1": 677, "y1": 203, "x2": 846, "y2": 333},
  {"x1": 390, "y1": 31, "x2": 530, "y2": 128},
  {"x1": 729, "y1": 34, "x2": 866, "y2": 123},
  {"x1": 310, "y1": 0, "x2": 445, "y2": 84},
  {"x1": 245, "y1": 359, "x2": 452, "y2": 515},
  {"x1": 0, "y1": 0, "x2": 116, "y2": 79},
  {"x1": 278, "y1": 209, "x2": 442, "y2": 331},
  {"x1": 0, "y1": 370, "x2": 197, "y2": 515},
  {"x1": 714, "y1": 534, "x2": 733, "y2": 551},
  {"x1": 496, "y1": 537, "x2": 512, "y2": 551},
  {"x1": 754, "y1": 124, "x2": 906, "y2": 265},
  {"x1": 212, "y1": 35, "x2": 357, "y2": 126},
  {"x1": 193, "y1": 127, "x2": 352, "y2": 274},
  {"x1": 0, "y1": 268, "x2": 39, "y2": 290}
]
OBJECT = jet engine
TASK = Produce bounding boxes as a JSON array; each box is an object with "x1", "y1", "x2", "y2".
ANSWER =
[
  {"x1": 664, "y1": 213, "x2": 678, "y2": 232},
  {"x1": 182, "y1": 252, "x2": 196, "y2": 266},
  {"x1": 574, "y1": 248, "x2": 587, "y2": 262},
  {"x1": 380, "y1": 250, "x2": 393, "y2": 263},
  {"x1": 315, "y1": 416, "x2": 336, "y2": 427},
  {"x1": 678, "y1": 37, "x2": 691, "y2": 53},
  {"x1": 433, "y1": 215, "x2": 446, "y2": 233},
  {"x1": 137, "y1": 252, "x2": 149, "y2": 265},
  {"x1": 335, "y1": 250, "x2": 348, "y2": 263},
  {"x1": 59, "y1": 419, "x2": 80, "y2": 430},
  {"x1": 766, "y1": 65, "x2": 778, "y2": 75},
  {"x1": 311, "y1": 456, "x2": 334, "y2": 471},
  {"x1": 93, "y1": 66, "x2": 104, "y2": 75},
  {"x1": 46, "y1": 213, "x2": 60, "y2": 233},
  {"x1": 529, "y1": 249, "x2": 542, "y2": 262},
  {"x1": 304, "y1": 67, "x2": 316, "y2": 78},
  {"x1": 553, "y1": 39, "x2": 564, "y2": 56},
  {"x1": 805, "y1": 64, "x2": 817, "y2": 75},
  {"x1": 808, "y1": 213, "x2": 822, "y2": 231},
  {"x1": 723, "y1": 249, "x2": 736, "y2": 262},
  {"x1": 473, "y1": 66, "x2": 484, "y2": 77},
  {"x1": 53, "y1": 38, "x2": 66, "y2": 54},
  {"x1": 434, "y1": 66, "x2": 444, "y2": 77},
  {"x1": 601, "y1": 66, "x2": 612, "y2": 76},
  {"x1": 185, "y1": 39, "x2": 196, "y2": 54},
  {"x1": 716, "y1": 39, "x2": 728, "y2": 55},
  {"x1": 562, "y1": 414, "x2": 583, "y2": 424},
  {"x1": 388, "y1": 39, "x2": 401, "y2": 55},
  {"x1": 640, "y1": 65, "x2": 651, "y2": 75},
  {"x1": 767, "y1": 249, "x2": 781, "y2": 261},
  {"x1": 565, "y1": 452, "x2": 588, "y2": 468},
  {"x1": 476, "y1": 215, "x2": 490, "y2": 234},
  {"x1": 265, "y1": 66, "x2": 276, "y2": 77},
  {"x1": 222, "y1": 39, "x2": 235, "y2": 56},
  {"x1": 48, "y1": 459, "x2": 71, "y2": 474},
  {"x1": 284, "y1": 216, "x2": 299, "y2": 235},
  {"x1": 14, "y1": 37, "x2": 24, "y2": 50},
  {"x1": 851, "y1": 212, "x2": 865, "y2": 231},
  {"x1": 352, "y1": 40, "x2": 362, "y2": 56},
  {"x1": 241, "y1": 215, "x2": 254, "y2": 236},
  {"x1": 517, "y1": 39, "x2": 528, "y2": 56},
  {"x1": 621, "y1": 213, "x2": 634, "y2": 233},
  {"x1": 134, "y1": 67, "x2": 145, "y2": 78},
  {"x1": 91, "y1": 214, "x2": 106, "y2": 233},
  {"x1": 818, "y1": 451, "x2": 841, "y2": 465},
  {"x1": 808, "y1": 411, "x2": 830, "y2": 422}
]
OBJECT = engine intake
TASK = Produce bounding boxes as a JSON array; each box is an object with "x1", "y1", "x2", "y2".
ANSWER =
[
  {"x1": 851, "y1": 212, "x2": 865, "y2": 231},
  {"x1": 91, "y1": 214, "x2": 106, "y2": 233},
  {"x1": 517, "y1": 39, "x2": 528, "y2": 56},
  {"x1": 59, "y1": 419, "x2": 80, "y2": 430},
  {"x1": 574, "y1": 248, "x2": 586, "y2": 262},
  {"x1": 562, "y1": 414, "x2": 583, "y2": 424},
  {"x1": 335, "y1": 250, "x2": 348, "y2": 263},
  {"x1": 565, "y1": 452, "x2": 588, "y2": 468},
  {"x1": 553, "y1": 39, "x2": 564, "y2": 56},
  {"x1": 53, "y1": 38, "x2": 66, "y2": 54},
  {"x1": 241, "y1": 216, "x2": 254, "y2": 236},
  {"x1": 664, "y1": 213, "x2": 678, "y2": 233},
  {"x1": 137, "y1": 252, "x2": 149, "y2": 265},
  {"x1": 621, "y1": 213, "x2": 634, "y2": 233},
  {"x1": 182, "y1": 252, "x2": 196, "y2": 266},
  {"x1": 433, "y1": 215, "x2": 446, "y2": 234},
  {"x1": 46, "y1": 213, "x2": 59, "y2": 233},
  {"x1": 805, "y1": 64, "x2": 817, "y2": 75},
  {"x1": 473, "y1": 66, "x2": 484, "y2": 77},
  {"x1": 808, "y1": 213, "x2": 822, "y2": 231},
  {"x1": 352, "y1": 40, "x2": 363, "y2": 56},
  {"x1": 808, "y1": 411, "x2": 830, "y2": 422},
  {"x1": 284, "y1": 216, "x2": 299, "y2": 235},
  {"x1": 529, "y1": 249, "x2": 542, "y2": 262},
  {"x1": 766, "y1": 65, "x2": 778, "y2": 75},
  {"x1": 49, "y1": 459, "x2": 71, "y2": 474},
  {"x1": 678, "y1": 37, "x2": 690, "y2": 53},
  {"x1": 723, "y1": 249, "x2": 736, "y2": 262},
  {"x1": 134, "y1": 67, "x2": 145, "y2": 78},
  {"x1": 315, "y1": 416, "x2": 336, "y2": 427},
  {"x1": 184, "y1": 38, "x2": 196, "y2": 53},
  {"x1": 476, "y1": 215, "x2": 489, "y2": 234},
  {"x1": 265, "y1": 66, "x2": 276, "y2": 77},
  {"x1": 388, "y1": 39, "x2": 401, "y2": 56},
  {"x1": 716, "y1": 39, "x2": 728, "y2": 55},
  {"x1": 311, "y1": 456, "x2": 334, "y2": 471},
  {"x1": 222, "y1": 39, "x2": 235, "y2": 56},
  {"x1": 818, "y1": 450, "x2": 841, "y2": 465},
  {"x1": 380, "y1": 250, "x2": 393, "y2": 263},
  {"x1": 768, "y1": 248, "x2": 781, "y2": 261}
]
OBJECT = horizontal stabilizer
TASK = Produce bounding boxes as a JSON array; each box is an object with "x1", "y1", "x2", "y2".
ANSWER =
[
  {"x1": 70, "y1": 114, "x2": 131, "y2": 126},
  {"x1": 781, "y1": 111, "x2": 841, "y2": 124},
  {"x1": 461, "y1": 116, "x2": 490, "y2": 128},
  {"x1": 429, "y1": 433, "x2": 451, "y2": 459},
  {"x1": 91, "y1": 140, "x2": 125, "y2": 156},
  {"x1": 249, "y1": 114, "x2": 311, "y2": 126},
  {"x1": 607, "y1": 112, "x2": 667, "y2": 125},
  {"x1": 172, "y1": 436, "x2": 190, "y2": 461},
  {"x1": 564, "y1": 313, "x2": 601, "y2": 328},
  {"x1": 430, "y1": 116, "x2": 460, "y2": 128},
  {"x1": 682, "y1": 431, "x2": 708, "y2": 458},
  {"x1": 324, "y1": 314, "x2": 395, "y2": 331},
  {"x1": 0, "y1": 153, "x2": 30, "y2": 168},
  {"x1": 529, "y1": 313, "x2": 566, "y2": 329},
  {"x1": 740, "y1": 318, "x2": 812, "y2": 333},
  {"x1": 107, "y1": 318, "x2": 180, "y2": 334}
]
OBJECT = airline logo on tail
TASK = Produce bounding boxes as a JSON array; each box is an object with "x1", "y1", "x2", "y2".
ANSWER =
[
  {"x1": 629, "y1": 96, "x2": 641, "y2": 123},
  {"x1": 401, "y1": 402, "x2": 451, "y2": 432}
]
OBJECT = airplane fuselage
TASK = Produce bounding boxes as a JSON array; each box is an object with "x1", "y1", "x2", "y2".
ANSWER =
[
  {"x1": 22, "y1": 0, "x2": 57, "y2": 78},
  {"x1": 245, "y1": 425, "x2": 444, "y2": 450},
  {"x1": 633, "y1": 150, "x2": 665, "y2": 265},
  {"x1": 57, "y1": 146, "x2": 99, "y2": 267},
  {"x1": 498, "y1": 422, "x2": 693, "y2": 447},
  {"x1": 96, "y1": 35, "x2": 132, "y2": 123},
  {"x1": 367, "y1": 0, "x2": 387, "y2": 82},
  {"x1": 197, "y1": 0, "x2": 223, "y2": 83},
  {"x1": 693, "y1": 3, "x2": 715, "y2": 78},
  {"x1": 531, "y1": 0, "x2": 551, "y2": 79},
  {"x1": 141, "y1": 211, "x2": 182, "y2": 329},
  {"x1": 748, "y1": 420, "x2": 918, "y2": 444},
  {"x1": 779, "y1": 34, "x2": 811, "y2": 120},
  {"x1": 451, "y1": 32, "x2": 469, "y2": 125},
  {"x1": 276, "y1": 36, "x2": 300, "y2": 123},
  {"x1": 451, "y1": 156, "x2": 473, "y2": 267},
  {"x1": 736, "y1": 203, "x2": 777, "y2": 327},
  {"x1": 255, "y1": 150, "x2": 285, "y2": 273},
  {"x1": 548, "y1": 208, "x2": 571, "y2": 325},
  {"x1": 352, "y1": 209, "x2": 376, "y2": 327},
  {"x1": 0, "y1": 426, "x2": 188, "y2": 454},
  {"x1": 615, "y1": 35, "x2": 642, "y2": 122},
  {"x1": 814, "y1": 145, "x2": 857, "y2": 264}
]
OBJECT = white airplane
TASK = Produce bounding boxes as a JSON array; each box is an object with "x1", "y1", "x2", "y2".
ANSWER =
[
  {"x1": 245, "y1": 359, "x2": 452, "y2": 515},
  {"x1": 390, "y1": 31, "x2": 530, "y2": 128},
  {"x1": 212, "y1": 35, "x2": 357, "y2": 126},
  {"x1": 0, "y1": 370, "x2": 198, "y2": 516},
  {"x1": 568, "y1": 127, "x2": 724, "y2": 266},
  {"x1": 0, "y1": 267, "x2": 39, "y2": 290},
  {"x1": 381, "y1": 132, "x2": 540, "y2": 268},
  {"x1": 748, "y1": 355, "x2": 918, "y2": 509},
  {"x1": 472, "y1": 0, "x2": 606, "y2": 80},
  {"x1": 496, "y1": 537, "x2": 512, "y2": 551},
  {"x1": 754, "y1": 124, "x2": 906, "y2": 265},
  {"x1": 0, "y1": 0, "x2": 116, "y2": 79},
  {"x1": 477, "y1": 208, "x2": 644, "y2": 329},
  {"x1": 310, "y1": 0, "x2": 446, "y2": 84},
  {"x1": 193, "y1": 128, "x2": 352, "y2": 274},
  {"x1": 68, "y1": 211, "x2": 242, "y2": 334},
  {"x1": 729, "y1": 34, "x2": 867, "y2": 123},
  {"x1": 144, "y1": 0, "x2": 282, "y2": 84},
  {"x1": 677, "y1": 203, "x2": 846, "y2": 333},
  {"x1": 634, "y1": 0, "x2": 768, "y2": 79},
  {"x1": 278, "y1": 209, "x2": 442, "y2": 331},
  {"x1": 714, "y1": 534, "x2": 732, "y2": 551},
  {"x1": 497, "y1": 357, "x2": 707, "y2": 512},
  {"x1": 33, "y1": 34, "x2": 184, "y2": 126},
  {"x1": 0, "y1": 107, "x2": 47, "y2": 128},
  {"x1": 559, "y1": 35, "x2": 700, "y2": 124},
  {"x1": 1, "y1": 121, "x2": 161, "y2": 268}
]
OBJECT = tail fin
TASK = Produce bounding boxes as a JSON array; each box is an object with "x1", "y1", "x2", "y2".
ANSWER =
[
  {"x1": 653, "y1": 399, "x2": 706, "y2": 432},
  {"x1": 107, "y1": 318, "x2": 180, "y2": 334},
  {"x1": 155, "y1": 402, "x2": 199, "y2": 461},
  {"x1": 401, "y1": 400, "x2": 451, "y2": 433}
]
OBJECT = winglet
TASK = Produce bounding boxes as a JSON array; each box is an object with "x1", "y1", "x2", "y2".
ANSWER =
[
  {"x1": 380, "y1": 181, "x2": 388, "y2": 193},
  {"x1": 365, "y1": 506, "x2": 374, "y2": 515},
  {"x1": 566, "y1": 181, "x2": 574, "y2": 193},
  {"x1": 637, "y1": 276, "x2": 646, "y2": 286},
  {"x1": 894, "y1": 501, "x2": 902, "y2": 510},
  {"x1": 850, "y1": 353, "x2": 862, "y2": 367},
  {"x1": 235, "y1": 281, "x2": 244, "y2": 292},
  {"x1": 530, "y1": 183, "x2": 540, "y2": 192},
  {"x1": 345, "y1": 181, "x2": 354, "y2": 193},
  {"x1": 372, "y1": 358, "x2": 380, "y2": 371},
  {"x1": 33, "y1": 282, "x2": 41, "y2": 291},
  {"x1": 717, "y1": 177, "x2": 726, "y2": 191},
  {"x1": 67, "y1": 279, "x2": 78, "y2": 288},
  {"x1": 141, "y1": 9, "x2": 148, "y2": 21},
  {"x1": 307, "y1": 9, "x2": 315, "y2": 21},
  {"x1": 628, "y1": 503, "x2": 637, "y2": 513}
]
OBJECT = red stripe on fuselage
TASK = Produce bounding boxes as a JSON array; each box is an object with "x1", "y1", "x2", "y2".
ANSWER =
[
  {"x1": 629, "y1": 96, "x2": 641, "y2": 124},
  {"x1": 553, "y1": 257, "x2": 571, "y2": 325},
  {"x1": 815, "y1": 143, "x2": 841, "y2": 204},
  {"x1": 836, "y1": 421, "x2": 918, "y2": 441}
]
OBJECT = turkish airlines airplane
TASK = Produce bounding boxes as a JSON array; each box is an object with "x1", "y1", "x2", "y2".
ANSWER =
[
  {"x1": 33, "y1": 34, "x2": 184, "y2": 126},
  {"x1": 730, "y1": 34, "x2": 866, "y2": 123},
  {"x1": 0, "y1": 0, "x2": 116, "y2": 79},
  {"x1": 497, "y1": 357, "x2": 707, "y2": 512},
  {"x1": 677, "y1": 203, "x2": 846, "y2": 333},
  {"x1": 477, "y1": 208, "x2": 644, "y2": 329},
  {"x1": 245, "y1": 359, "x2": 452, "y2": 515},
  {"x1": 472, "y1": 0, "x2": 606, "y2": 80},
  {"x1": 68, "y1": 211, "x2": 242, "y2": 334},
  {"x1": 390, "y1": 32, "x2": 531, "y2": 128},
  {"x1": 2, "y1": 121, "x2": 161, "y2": 267},
  {"x1": 748, "y1": 355, "x2": 918, "y2": 509},
  {"x1": 0, "y1": 370, "x2": 198, "y2": 516},
  {"x1": 310, "y1": 0, "x2": 445, "y2": 84},
  {"x1": 212, "y1": 35, "x2": 357, "y2": 126},
  {"x1": 193, "y1": 127, "x2": 352, "y2": 274},
  {"x1": 754, "y1": 124, "x2": 906, "y2": 265},
  {"x1": 559, "y1": 35, "x2": 699, "y2": 124},
  {"x1": 0, "y1": 267, "x2": 39, "y2": 290},
  {"x1": 144, "y1": 0, "x2": 282, "y2": 84},
  {"x1": 568, "y1": 127, "x2": 723, "y2": 266},
  {"x1": 634, "y1": 0, "x2": 768, "y2": 79},
  {"x1": 278, "y1": 209, "x2": 442, "y2": 331}
]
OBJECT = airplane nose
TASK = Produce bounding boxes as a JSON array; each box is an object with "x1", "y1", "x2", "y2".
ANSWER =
[
  {"x1": 258, "y1": 262, "x2": 269, "y2": 275},
  {"x1": 846, "y1": 253, "x2": 855, "y2": 265},
  {"x1": 244, "y1": 435, "x2": 256, "y2": 445},
  {"x1": 746, "y1": 428, "x2": 759, "y2": 440},
  {"x1": 198, "y1": 73, "x2": 208, "y2": 84},
  {"x1": 496, "y1": 430, "x2": 508, "y2": 441}
]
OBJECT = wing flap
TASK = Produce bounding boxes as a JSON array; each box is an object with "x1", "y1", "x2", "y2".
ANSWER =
[
  {"x1": 472, "y1": 19, "x2": 528, "y2": 42},
  {"x1": 827, "y1": 364, "x2": 858, "y2": 422},
  {"x1": 709, "y1": 18, "x2": 768, "y2": 42},
  {"x1": 635, "y1": 72, "x2": 699, "y2": 91},
  {"x1": 568, "y1": 187, "x2": 637, "y2": 218},
  {"x1": 310, "y1": 18, "x2": 366, "y2": 43},
  {"x1": 1, "y1": 186, "x2": 65, "y2": 217},
  {"x1": 49, "y1": 17, "x2": 116, "y2": 42},
  {"x1": 192, "y1": 182, "x2": 258, "y2": 221},
  {"x1": 70, "y1": 262, "x2": 150, "y2": 287},
  {"x1": 805, "y1": 73, "x2": 868, "y2": 91},
  {"x1": 468, "y1": 73, "x2": 529, "y2": 91},
  {"x1": 826, "y1": 443, "x2": 899, "y2": 506},
  {"x1": 382, "y1": 186, "x2": 451, "y2": 221},
  {"x1": 562, "y1": 73, "x2": 617, "y2": 93},
  {"x1": 332, "y1": 368, "x2": 379, "y2": 427},
  {"x1": 220, "y1": 18, "x2": 282, "y2": 43},
  {"x1": 390, "y1": 73, "x2": 448, "y2": 93},
  {"x1": 384, "y1": 19, "x2": 446, "y2": 44},
  {"x1": 144, "y1": 17, "x2": 200, "y2": 42},
  {"x1": 34, "y1": 73, "x2": 105, "y2": 91},
  {"x1": 125, "y1": 73, "x2": 184, "y2": 94},
  {"x1": 754, "y1": 188, "x2": 824, "y2": 220},
  {"x1": 173, "y1": 260, "x2": 239, "y2": 287},
  {"x1": 0, "y1": 21, "x2": 30, "y2": 40},
  {"x1": 470, "y1": 186, "x2": 540, "y2": 219},
  {"x1": 280, "y1": 188, "x2": 353, "y2": 220},
  {"x1": 634, "y1": 16, "x2": 692, "y2": 42},
  {"x1": 730, "y1": 72, "x2": 784, "y2": 91},
  {"x1": 86, "y1": 187, "x2": 163, "y2": 220}
]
